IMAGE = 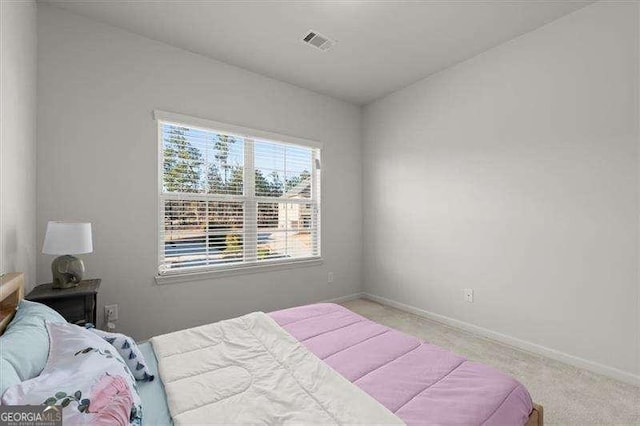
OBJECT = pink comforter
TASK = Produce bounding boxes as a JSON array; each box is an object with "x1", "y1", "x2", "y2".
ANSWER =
[{"x1": 270, "y1": 303, "x2": 533, "y2": 425}]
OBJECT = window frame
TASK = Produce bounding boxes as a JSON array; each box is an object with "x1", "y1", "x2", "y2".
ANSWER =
[{"x1": 154, "y1": 110, "x2": 323, "y2": 282}]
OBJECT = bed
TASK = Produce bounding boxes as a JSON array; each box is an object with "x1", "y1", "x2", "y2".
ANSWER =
[{"x1": 0, "y1": 272, "x2": 543, "y2": 425}]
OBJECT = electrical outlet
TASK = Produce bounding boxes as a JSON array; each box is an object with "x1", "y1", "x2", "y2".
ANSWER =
[
  {"x1": 105, "y1": 304, "x2": 118, "y2": 321},
  {"x1": 327, "y1": 272, "x2": 334, "y2": 283},
  {"x1": 464, "y1": 289, "x2": 474, "y2": 303}
]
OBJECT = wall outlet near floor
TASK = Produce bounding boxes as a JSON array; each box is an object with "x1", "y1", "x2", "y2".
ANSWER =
[
  {"x1": 464, "y1": 289, "x2": 474, "y2": 303},
  {"x1": 327, "y1": 272, "x2": 334, "y2": 283},
  {"x1": 105, "y1": 304, "x2": 118, "y2": 321}
]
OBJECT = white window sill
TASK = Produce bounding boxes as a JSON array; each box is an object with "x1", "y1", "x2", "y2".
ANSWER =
[{"x1": 155, "y1": 257, "x2": 323, "y2": 285}]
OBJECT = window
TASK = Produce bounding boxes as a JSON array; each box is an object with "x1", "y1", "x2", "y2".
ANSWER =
[{"x1": 156, "y1": 111, "x2": 321, "y2": 276}]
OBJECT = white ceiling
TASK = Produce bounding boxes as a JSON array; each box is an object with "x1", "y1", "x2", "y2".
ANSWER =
[{"x1": 42, "y1": 1, "x2": 592, "y2": 105}]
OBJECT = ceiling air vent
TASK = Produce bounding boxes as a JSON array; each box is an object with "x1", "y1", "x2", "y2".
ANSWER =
[{"x1": 301, "y1": 30, "x2": 335, "y2": 52}]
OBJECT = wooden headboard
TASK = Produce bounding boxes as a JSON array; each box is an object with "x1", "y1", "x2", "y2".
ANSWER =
[{"x1": 0, "y1": 273, "x2": 24, "y2": 335}]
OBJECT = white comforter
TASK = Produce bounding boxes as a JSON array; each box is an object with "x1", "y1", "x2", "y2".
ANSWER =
[{"x1": 151, "y1": 312, "x2": 403, "y2": 425}]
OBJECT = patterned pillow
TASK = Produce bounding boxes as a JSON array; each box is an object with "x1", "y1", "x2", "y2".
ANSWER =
[
  {"x1": 89, "y1": 328, "x2": 154, "y2": 382},
  {"x1": 1, "y1": 322, "x2": 143, "y2": 426}
]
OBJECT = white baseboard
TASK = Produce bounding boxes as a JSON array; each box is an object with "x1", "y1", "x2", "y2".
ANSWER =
[
  {"x1": 363, "y1": 292, "x2": 640, "y2": 387},
  {"x1": 323, "y1": 292, "x2": 364, "y2": 304}
]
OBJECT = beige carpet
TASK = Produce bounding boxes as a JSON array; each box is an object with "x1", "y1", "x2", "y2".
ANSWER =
[{"x1": 341, "y1": 298, "x2": 640, "y2": 425}]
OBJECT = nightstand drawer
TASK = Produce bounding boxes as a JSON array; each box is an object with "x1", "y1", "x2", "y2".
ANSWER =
[{"x1": 39, "y1": 297, "x2": 88, "y2": 324}]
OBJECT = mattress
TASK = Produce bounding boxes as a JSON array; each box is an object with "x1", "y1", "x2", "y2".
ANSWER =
[{"x1": 269, "y1": 303, "x2": 534, "y2": 426}]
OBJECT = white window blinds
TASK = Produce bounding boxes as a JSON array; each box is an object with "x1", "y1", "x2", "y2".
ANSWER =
[{"x1": 158, "y1": 115, "x2": 321, "y2": 275}]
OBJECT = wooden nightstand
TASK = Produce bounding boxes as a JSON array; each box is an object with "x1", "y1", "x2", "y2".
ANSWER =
[{"x1": 26, "y1": 279, "x2": 101, "y2": 326}]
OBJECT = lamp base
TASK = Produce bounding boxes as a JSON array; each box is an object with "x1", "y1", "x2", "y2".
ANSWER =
[{"x1": 51, "y1": 255, "x2": 85, "y2": 289}]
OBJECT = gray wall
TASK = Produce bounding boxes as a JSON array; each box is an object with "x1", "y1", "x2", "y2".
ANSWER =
[
  {"x1": 1, "y1": 1, "x2": 37, "y2": 290},
  {"x1": 363, "y1": 2, "x2": 639, "y2": 379},
  {"x1": 36, "y1": 5, "x2": 363, "y2": 340}
]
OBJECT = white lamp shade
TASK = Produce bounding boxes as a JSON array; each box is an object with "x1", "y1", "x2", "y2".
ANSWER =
[{"x1": 42, "y1": 222, "x2": 93, "y2": 255}]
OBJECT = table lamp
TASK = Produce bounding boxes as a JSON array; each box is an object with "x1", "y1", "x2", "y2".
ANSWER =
[{"x1": 42, "y1": 222, "x2": 93, "y2": 289}]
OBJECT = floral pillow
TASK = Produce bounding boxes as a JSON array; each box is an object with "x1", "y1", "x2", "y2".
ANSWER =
[{"x1": 1, "y1": 322, "x2": 143, "y2": 426}]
